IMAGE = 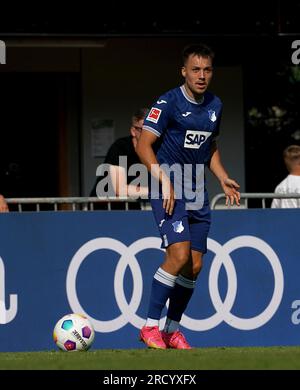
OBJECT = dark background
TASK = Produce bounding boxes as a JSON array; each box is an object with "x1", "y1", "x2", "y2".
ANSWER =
[{"x1": 0, "y1": 1, "x2": 299, "y2": 205}]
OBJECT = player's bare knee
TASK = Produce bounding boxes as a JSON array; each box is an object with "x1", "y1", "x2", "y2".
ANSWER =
[
  {"x1": 175, "y1": 250, "x2": 190, "y2": 267},
  {"x1": 166, "y1": 250, "x2": 189, "y2": 271},
  {"x1": 167, "y1": 243, "x2": 190, "y2": 265}
]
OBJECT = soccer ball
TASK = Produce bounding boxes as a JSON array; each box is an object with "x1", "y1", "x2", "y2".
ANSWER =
[{"x1": 53, "y1": 313, "x2": 95, "y2": 351}]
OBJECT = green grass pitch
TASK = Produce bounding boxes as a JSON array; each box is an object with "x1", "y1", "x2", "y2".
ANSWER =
[{"x1": 0, "y1": 346, "x2": 300, "y2": 370}]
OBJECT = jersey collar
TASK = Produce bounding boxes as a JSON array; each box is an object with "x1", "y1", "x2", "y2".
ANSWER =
[{"x1": 180, "y1": 85, "x2": 204, "y2": 105}]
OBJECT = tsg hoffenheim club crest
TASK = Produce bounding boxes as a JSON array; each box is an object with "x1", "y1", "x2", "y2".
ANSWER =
[
  {"x1": 172, "y1": 221, "x2": 184, "y2": 233},
  {"x1": 208, "y1": 110, "x2": 217, "y2": 122}
]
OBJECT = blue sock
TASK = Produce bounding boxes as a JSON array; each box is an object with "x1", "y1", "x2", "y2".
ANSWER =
[
  {"x1": 166, "y1": 274, "x2": 196, "y2": 322},
  {"x1": 147, "y1": 267, "x2": 177, "y2": 320}
]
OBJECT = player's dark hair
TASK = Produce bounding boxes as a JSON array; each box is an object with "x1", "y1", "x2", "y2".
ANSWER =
[{"x1": 182, "y1": 43, "x2": 215, "y2": 65}]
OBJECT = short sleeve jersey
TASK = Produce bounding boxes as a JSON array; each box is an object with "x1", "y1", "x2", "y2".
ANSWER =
[
  {"x1": 143, "y1": 85, "x2": 222, "y2": 210},
  {"x1": 143, "y1": 85, "x2": 222, "y2": 168}
]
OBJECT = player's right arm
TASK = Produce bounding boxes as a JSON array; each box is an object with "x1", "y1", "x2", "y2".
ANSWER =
[{"x1": 136, "y1": 130, "x2": 175, "y2": 215}]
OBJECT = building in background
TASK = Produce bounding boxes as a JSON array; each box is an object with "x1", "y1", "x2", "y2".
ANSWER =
[{"x1": 0, "y1": 2, "x2": 299, "y2": 201}]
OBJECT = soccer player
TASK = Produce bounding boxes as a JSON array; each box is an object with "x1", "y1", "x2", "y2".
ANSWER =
[{"x1": 136, "y1": 43, "x2": 240, "y2": 349}]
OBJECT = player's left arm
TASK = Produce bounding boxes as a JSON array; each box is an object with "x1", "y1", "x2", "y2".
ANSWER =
[{"x1": 209, "y1": 141, "x2": 240, "y2": 206}]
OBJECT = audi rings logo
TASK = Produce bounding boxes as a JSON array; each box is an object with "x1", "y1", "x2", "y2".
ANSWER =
[
  {"x1": 66, "y1": 235, "x2": 284, "y2": 333},
  {"x1": 67, "y1": 237, "x2": 164, "y2": 333},
  {"x1": 183, "y1": 236, "x2": 284, "y2": 331}
]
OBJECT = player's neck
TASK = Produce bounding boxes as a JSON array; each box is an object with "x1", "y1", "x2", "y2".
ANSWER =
[
  {"x1": 183, "y1": 84, "x2": 204, "y2": 104},
  {"x1": 195, "y1": 95, "x2": 204, "y2": 104}
]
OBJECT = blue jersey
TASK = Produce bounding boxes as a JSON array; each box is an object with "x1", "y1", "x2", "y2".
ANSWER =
[
  {"x1": 143, "y1": 85, "x2": 222, "y2": 167},
  {"x1": 143, "y1": 85, "x2": 222, "y2": 211}
]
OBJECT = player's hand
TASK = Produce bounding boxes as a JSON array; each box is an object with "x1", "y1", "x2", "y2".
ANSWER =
[
  {"x1": 221, "y1": 178, "x2": 240, "y2": 206},
  {"x1": 162, "y1": 179, "x2": 175, "y2": 215}
]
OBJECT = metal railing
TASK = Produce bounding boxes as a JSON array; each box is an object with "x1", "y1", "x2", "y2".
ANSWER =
[
  {"x1": 211, "y1": 193, "x2": 300, "y2": 209},
  {"x1": 5, "y1": 193, "x2": 300, "y2": 212},
  {"x1": 5, "y1": 196, "x2": 151, "y2": 212}
]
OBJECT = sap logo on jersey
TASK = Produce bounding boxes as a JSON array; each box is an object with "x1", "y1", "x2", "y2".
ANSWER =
[{"x1": 184, "y1": 130, "x2": 212, "y2": 149}]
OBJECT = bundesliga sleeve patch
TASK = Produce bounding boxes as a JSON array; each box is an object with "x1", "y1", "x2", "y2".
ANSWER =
[{"x1": 146, "y1": 107, "x2": 162, "y2": 124}]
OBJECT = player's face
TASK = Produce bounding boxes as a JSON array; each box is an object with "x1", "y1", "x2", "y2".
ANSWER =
[{"x1": 182, "y1": 54, "x2": 213, "y2": 99}]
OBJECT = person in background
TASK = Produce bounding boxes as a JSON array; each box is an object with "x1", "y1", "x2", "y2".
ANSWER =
[
  {"x1": 90, "y1": 108, "x2": 149, "y2": 209},
  {"x1": 0, "y1": 194, "x2": 9, "y2": 212},
  {"x1": 271, "y1": 145, "x2": 300, "y2": 208}
]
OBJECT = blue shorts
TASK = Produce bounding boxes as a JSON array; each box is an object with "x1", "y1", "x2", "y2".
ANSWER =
[{"x1": 150, "y1": 198, "x2": 211, "y2": 253}]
